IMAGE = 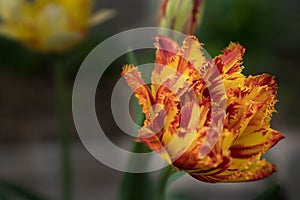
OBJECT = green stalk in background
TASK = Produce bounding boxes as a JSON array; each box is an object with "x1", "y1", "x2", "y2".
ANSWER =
[{"x1": 54, "y1": 59, "x2": 72, "y2": 200}]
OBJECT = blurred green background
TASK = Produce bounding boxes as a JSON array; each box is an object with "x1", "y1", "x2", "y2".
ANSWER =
[{"x1": 0, "y1": 0, "x2": 299, "y2": 200}]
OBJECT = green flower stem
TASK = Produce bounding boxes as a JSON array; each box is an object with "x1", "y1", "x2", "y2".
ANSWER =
[
  {"x1": 119, "y1": 49, "x2": 155, "y2": 200},
  {"x1": 54, "y1": 60, "x2": 72, "y2": 200},
  {"x1": 119, "y1": 142, "x2": 153, "y2": 200},
  {"x1": 156, "y1": 165, "x2": 176, "y2": 200}
]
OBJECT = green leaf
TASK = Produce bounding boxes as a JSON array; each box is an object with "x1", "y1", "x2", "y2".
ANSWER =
[
  {"x1": 0, "y1": 180, "x2": 50, "y2": 200},
  {"x1": 166, "y1": 171, "x2": 186, "y2": 188},
  {"x1": 254, "y1": 184, "x2": 280, "y2": 200}
]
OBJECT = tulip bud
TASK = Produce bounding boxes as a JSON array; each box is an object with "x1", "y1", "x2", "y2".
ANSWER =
[{"x1": 158, "y1": 0, "x2": 205, "y2": 35}]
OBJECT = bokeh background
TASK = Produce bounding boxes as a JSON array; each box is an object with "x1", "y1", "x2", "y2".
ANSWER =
[{"x1": 0, "y1": 0, "x2": 299, "y2": 199}]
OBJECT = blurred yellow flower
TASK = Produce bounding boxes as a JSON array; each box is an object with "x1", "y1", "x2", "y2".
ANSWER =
[
  {"x1": 122, "y1": 35, "x2": 284, "y2": 183},
  {"x1": 0, "y1": 0, "x2": 115, "y2": 52}
]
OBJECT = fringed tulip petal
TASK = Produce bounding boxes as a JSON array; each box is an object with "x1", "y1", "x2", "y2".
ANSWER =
[
  {"x1": 121, "y1": 65, "x2": 154, "y2": 123},
  {"x1": 181, "y1": 35, "x2": 206, "y2": 70},
  {"x1": 230, "y1": 128, "x2": 284, "y2": 158},
  {"x1": 242, "y1": 74, "x2": 278, "y2": 133},
  {"x1": 152, "y1": 36, "x2": 181, "y2": 95},
  {"x1": 214, "y1": 42, "x2": 245, "y2": 89},
  {"x1": 192, "y1": 156, "x2": 277, "y2": 183},
  {"x1": 154, "y1": 35, "x2": 180, "y2": 66}
]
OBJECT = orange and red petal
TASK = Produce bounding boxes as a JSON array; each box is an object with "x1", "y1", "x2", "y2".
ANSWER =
[
  {"x1": 230, "y1": 128, "x2": 284, "y2": 158},
  {"x1": 191, "y1": 156, "x2": 277, "y2": 183},
  {"x1": 137, "y1": 106, "x2": 171, "y2": 162},
  {"x1": 181, "y1": 35, "x2": 206, "y2": 70},
  {"x1": 152, "y1": 35, "x2": 180, "y2": 95},
  {"x1": 245, "y1": 74, "x2": 277, "y2": 91},
  {"x1": 122, "y1": 65, "x2": 155, "y2": 121},
  {"x1": 242, "y1": 74, "x2": 278, "y2": 133},
  {"x1": 163, "y1": 102, "x2": 201, "y2": 160},
  {"x1": 226, "y1": 74, "x2": 278, "y2": 134},
  {"x1": 152, "y1": 55, "x2": 199, "y2": 99},
  {"x1": 213, "y1": 42, "x2": 245, "y2": 89},
  {"x1": 151, "y1": 56, "x2": 193, "y2": 97},
  {"x1": 172, "y1": 128, "x2": 232, "y2": 173},
  {"x1": 154, "y1": 35, "x2": 180, "y2": 66},
  {"x1": 225, "y1": 99, "x2": 260, "y2": 138}
]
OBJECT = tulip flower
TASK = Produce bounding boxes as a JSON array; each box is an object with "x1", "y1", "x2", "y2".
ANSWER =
[
  {"x1": 122, "y1": 35, "x2": 284, "y2": 183},
  {"x1": 158, "y1": 0, "x2": 205, "y2": 34},
  {"x1": 0, "y1": 0, "x2": 115, "y2": 52}
]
